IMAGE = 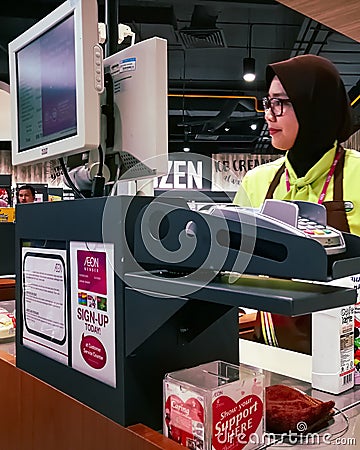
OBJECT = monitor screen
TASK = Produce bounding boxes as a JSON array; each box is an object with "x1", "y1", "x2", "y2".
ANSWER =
[
  {"x1": 9, "y1": 0, "x2": 102, "y2": 166},
  {"x1": 17, "y1": 15, "x2": 77, "y2": 152}
]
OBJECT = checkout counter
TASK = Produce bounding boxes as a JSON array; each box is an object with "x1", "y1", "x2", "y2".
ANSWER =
[
  {"x1": 0, "y1": 221, "x2": 15, "y2": 354},
  {"x1": 0, "y1": 222, "x2": 15, "y2": 277},
  {"x1": 11, "y1": 196, "x2": 360, "y2": 448}
]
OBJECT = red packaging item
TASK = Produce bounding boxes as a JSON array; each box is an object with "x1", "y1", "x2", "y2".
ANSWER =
[{"x1": 265, "y1": 385, "x2": 335, "y2": 434}]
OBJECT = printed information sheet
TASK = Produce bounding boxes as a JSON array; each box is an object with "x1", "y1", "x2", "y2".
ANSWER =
[
  {"x1": 22, "y1": 247, "x2": 68, "y2": 364},
  {"x1": 70, "y1": 241, "x2": 116, "y2": 387}
]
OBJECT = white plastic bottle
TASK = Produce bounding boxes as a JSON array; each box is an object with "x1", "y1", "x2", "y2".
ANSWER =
[{"x1": 312, "y1": 304, "x2": 355, "y2": 394}]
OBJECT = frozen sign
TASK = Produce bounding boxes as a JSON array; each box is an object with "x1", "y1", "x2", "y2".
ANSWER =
[{"x1": 154, "y1": 160, "x2": 203, "y2": 189}]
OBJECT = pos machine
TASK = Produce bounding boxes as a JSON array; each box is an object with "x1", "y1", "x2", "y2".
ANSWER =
[{"x1": 15, "y1": 196, "x2": 360, "y2": 429}]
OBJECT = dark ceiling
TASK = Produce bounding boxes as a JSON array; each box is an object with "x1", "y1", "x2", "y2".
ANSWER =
[{"x1": 1, "y1": 0, "x2": 360, "y2": 155}]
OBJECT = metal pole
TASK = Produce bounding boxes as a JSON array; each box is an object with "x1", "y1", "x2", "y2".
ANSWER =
[{"x1": 104, "y1": 0, "x2": 119, "y2": 58}]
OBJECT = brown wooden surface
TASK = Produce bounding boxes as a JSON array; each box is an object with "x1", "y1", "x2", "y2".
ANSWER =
[
  {"x1": 239, "y1": 312, "x2": 257, "y2": 340},
  {"x1": 0, "y1": 278, "x2": 15, "y2": 301},
  {"x1": 239, "y1": 312, "x2": 257, "y2": 327},
  {"x1": 129, "y1": 424, "x2": 188, "y2": 450},
  {"x1": 0, "y1": 351, "x2": 183, "y2": 450},
  {"x1": 277, "y1": 0, "x2": 360, "y2": 43}
]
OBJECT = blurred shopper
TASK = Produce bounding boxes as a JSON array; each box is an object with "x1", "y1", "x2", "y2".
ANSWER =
[{"x1": 18, "y1": 185, "x2": 36, "y2": 203}]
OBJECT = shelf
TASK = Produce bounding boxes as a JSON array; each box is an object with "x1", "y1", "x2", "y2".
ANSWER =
[{"x1": 125, "y1": 271, "x2": 356, "y2": 316}]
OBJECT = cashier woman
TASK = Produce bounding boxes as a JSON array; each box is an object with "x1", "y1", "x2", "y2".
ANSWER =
[{"x1": 233, "y1": 54, "x2": 360, "y2": 353}]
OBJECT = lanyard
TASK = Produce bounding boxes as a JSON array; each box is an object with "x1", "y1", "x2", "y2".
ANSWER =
[{"x1": 285, "y1": 148, "x2": 342, "y2": 205}]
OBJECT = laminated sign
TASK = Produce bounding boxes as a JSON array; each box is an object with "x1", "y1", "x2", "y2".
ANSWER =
[{"x1": 70, "y1": 241, "x2": 116, "y2": 387}]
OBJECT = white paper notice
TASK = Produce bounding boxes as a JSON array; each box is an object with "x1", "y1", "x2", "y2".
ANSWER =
[
  {"x1": 70, "y1": 241, "x2": 116, "y2": 388},
  {"x1": 22, "y1": 248, "x2": 68, "y2": 364}
]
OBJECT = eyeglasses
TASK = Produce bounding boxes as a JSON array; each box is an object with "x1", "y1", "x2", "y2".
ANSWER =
[{"x1": 262, "y1": 96, "x2": 292, "y2": 117}]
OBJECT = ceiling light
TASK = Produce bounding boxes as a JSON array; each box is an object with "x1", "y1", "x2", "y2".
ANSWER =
[
  {"x1": 224, "y1": 127, "x2": 230, "y2": 132},
  {"x1": 183, "y1": 146, "x2": 190, "y2": 152},
  {"x1": 250, "y1": 123, "x2": 257, "y2": 130},
  {"x1": 243, "y1": 57, "x2": 256, "y2": 82},
  {"x1": 243, "y1": 24, "x2": 256, "y2": 82}
]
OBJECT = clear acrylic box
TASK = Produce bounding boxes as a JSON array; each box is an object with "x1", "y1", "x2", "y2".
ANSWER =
[{"x1": 163, "y1": 360, "x2": 264, "y2": 450}]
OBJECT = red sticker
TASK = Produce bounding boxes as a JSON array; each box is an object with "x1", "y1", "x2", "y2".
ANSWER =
[{"x1": 80, "y1": 334, "x2": 107, "y2": 369}]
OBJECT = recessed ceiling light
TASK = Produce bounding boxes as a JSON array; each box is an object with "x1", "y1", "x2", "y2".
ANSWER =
[
  {"x1": 243, "y1": 72, "x2": 256, "y2": 82},
  {"x1": 183, "y1": 146, "x2": 190, "y2": 152},
  {"x1": 243, "y1": 57, "x2": 256, "y2": 82},
  {"x1": 250, "y1": 123, "x2": 257, "y2": 130},
  {"x1": 224, "y1": 127, "x2": 230, "y2": 132}
]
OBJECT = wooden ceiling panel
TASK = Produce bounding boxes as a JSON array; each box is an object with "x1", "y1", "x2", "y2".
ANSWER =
[{"x1": 277, "y1": 0, "x2": 360, "y2": 42}]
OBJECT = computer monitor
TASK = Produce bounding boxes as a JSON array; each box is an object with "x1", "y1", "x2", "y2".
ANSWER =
[
  {"x1": 9, "y1": 0, "x2": 103, "y2": 166},
  {"x1": 102, "y1": 37, "x2": 168, "y2": 182}
]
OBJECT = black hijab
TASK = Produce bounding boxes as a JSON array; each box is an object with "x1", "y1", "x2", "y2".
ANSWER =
[{"x1": 266, "y1": 54, "x2": 355, "y2": 177}]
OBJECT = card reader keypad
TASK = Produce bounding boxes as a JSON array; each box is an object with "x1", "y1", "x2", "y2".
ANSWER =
[{"x1": 298, "y1": 216, "x2": 342, "y2": 248}]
